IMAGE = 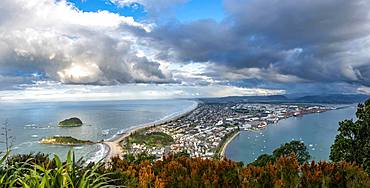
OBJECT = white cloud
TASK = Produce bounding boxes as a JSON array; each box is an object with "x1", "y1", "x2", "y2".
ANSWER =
[
  {"x1": 0, "y1": 0, "x2": 170, "y2": 86},
  {"x1": 58, "y1": 62, "x2": 103, "y2": 84},
  {"x1": 169, "y1": 62, "x2": 217, "y2": 85},
  {"x1": 0, "y1": 81, "x2": 285, "y2": 102},
  {"x1": 110, "y1": 0, "x2": 187, "y2": 13},
  {"x1": 3, "y1": 0, "x2": 363, "y2": 98},
  {"x1": 357, "y1": 86, "x2": 370, "y2": 95}
]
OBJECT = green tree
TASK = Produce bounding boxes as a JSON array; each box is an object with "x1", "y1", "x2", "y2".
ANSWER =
[
  {"x1": 330, "y1": 99, "x2": 370, "y2": 173},
  {"x1": 251, "y1": 154, "x2": 274, "y2": 166},
  {"x1": 253, "y1": 141, "x2": 310, "y2": 166},
  {"x1": 273, "y1": 140, "x2": 310, "y2": 164}
]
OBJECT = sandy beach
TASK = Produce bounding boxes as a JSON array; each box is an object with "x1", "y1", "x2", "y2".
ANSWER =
[
  {"x1": 102, "y1": 100, "x2": 199, "y2": 161},
  {"x1": 219, "y1": 131, "x2": 240, "y2": 159}
]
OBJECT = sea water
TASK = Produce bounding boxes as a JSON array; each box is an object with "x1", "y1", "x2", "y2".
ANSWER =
[
  {"x1": 0, "y1": 99, "x2": 197, "y2": 161},
  {"x1": 225, "y1": 105, "x2": 357, "y2": 163}
]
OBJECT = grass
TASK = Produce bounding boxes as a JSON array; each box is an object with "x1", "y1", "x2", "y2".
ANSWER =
[{"x1": 127, "y1": 132, "x2": 174, "y2": 147}]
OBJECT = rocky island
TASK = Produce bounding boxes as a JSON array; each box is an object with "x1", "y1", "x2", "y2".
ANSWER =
[
  {"x1": 58, "y1": 117, "x2": 83, "y2": 127},
  {"x1": 40, "y1": 136, "x2": 94, "y2": 146}
]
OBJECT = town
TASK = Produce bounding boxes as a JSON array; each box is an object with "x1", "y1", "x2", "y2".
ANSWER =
[{"x1": 121, "y1": 102, "x2": 336, "y2": 159}]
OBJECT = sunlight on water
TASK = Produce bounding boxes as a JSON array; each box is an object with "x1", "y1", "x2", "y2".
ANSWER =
[{"x1": 0, "y1": 99, "x2": 196, "y2": 161}]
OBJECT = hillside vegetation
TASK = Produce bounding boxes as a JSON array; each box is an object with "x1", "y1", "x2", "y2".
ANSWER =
[
  {"x1": 0, "y1": 151, "x2": 368, "y2": 187},
  {"x1": 127, "y1": 131, "x2": 174, "y2": 147}
]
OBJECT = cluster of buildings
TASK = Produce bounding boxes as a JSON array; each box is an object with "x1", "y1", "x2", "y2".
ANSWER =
[
  {"x1": 127, "y1": 142, "x2": 171, "y2": 158},
  {"x1": 123, "y1": 103, "x2": 335, "y2": 159},
  {"x1": 229, "y1": 104, "x2": 334, "y2": 130},
  {"x1": 123, "y1": 104, "x2": 241, "y2": 158}
]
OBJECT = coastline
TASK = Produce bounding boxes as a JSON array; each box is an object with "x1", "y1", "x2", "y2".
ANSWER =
[
  {"x1": 217, "y1": 108, "x2": 337, "y2": 160},
  {"x1": 219, "y1": 107, "x2": 344, "y2": 158},
  {"x1": 98, "y1": 103, "x2": 344, "y2": 162},
  {"x1": 218, "y1": 131, "x2": 240, "y2": 159},
  {"x1": 224, "y1": 106, "x2": 357, "y2": 163},
  {"x1": 102, "y1": 100, "x2": 199, "y2": 161}
]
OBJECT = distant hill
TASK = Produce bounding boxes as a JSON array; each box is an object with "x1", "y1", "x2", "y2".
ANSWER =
[
  {"x1": 201, "y1": 94, "x2": 369, "y2": 104},
  {"x1": 200, "y1": 95, "x2": 288, "y2": 103},
  {"x1": 294, "y1": 94, "x2": 369, "y2": 104}
]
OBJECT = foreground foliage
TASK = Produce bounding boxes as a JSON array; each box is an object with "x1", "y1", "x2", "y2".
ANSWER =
[
  {"x1": 1, "y1": 150, "x2": 369, "y2": 187},
  {"x1": 330, "y1": 99, "x2": 370, "y2": 174},
  {"x1": 252, "y1": 140, "x2": 311, "y2": 166},
  {"x1": 0, "y1": 150, "x2": 111, "y2": 188},
  {"x1": 102, "y1": 154, "x2": 370, "y2": 187}
]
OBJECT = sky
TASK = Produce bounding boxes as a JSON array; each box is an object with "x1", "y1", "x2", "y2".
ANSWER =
[{"x1": 0, "y1": 0, "x2": 370, "y2": 101}]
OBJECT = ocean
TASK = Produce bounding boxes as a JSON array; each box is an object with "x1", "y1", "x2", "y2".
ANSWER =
[
  {"x1": 0, "y1": 100, "x2": 357, "y2": 163},
  {"x1": 0, "y1": 99, "x2": 197, "y2": 162},
  {"x1": 225, "y1": 105, "x2": 357, "y2": 163}
]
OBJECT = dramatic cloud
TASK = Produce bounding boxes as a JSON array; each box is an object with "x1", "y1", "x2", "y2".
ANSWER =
[
  {"x1": 0, "y1": 81, "x2": 285, "y2": 102},
  {"x1": 149, "y1": 0, "x2": 370, "y2": 89},
  {"x1": 0, "y1": 0, "x2": 172, "y2": 87},
  {"x1": 1, "y1": 0, "x2": 369, "y2": 99},
  {"x1": 358, "y1": 86, "x2": 370, "y2": 95}
]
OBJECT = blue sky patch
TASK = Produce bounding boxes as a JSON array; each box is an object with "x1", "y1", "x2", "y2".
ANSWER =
[
  {"x1": 175, "y1": 0, "x2": 225, "y2": 22},
  {"x1": 67, "y1": 0, "x2": 225, "y2": 22},
  {"x1": 67, "y1": 0, "x2": 147, "y2": 20}
]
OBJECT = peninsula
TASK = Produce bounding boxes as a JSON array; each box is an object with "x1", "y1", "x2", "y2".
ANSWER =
[
  {"x1": 110, "y1": 102, "x2": 335, "y2": 161},
  {"x1": 58, "y1": 117, "x2": 83, "y2": 127},
  {"x1": 102, "y1": 101, "x2": 199, "y2": 160}
]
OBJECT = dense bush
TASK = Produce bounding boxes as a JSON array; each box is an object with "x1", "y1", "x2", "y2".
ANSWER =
[
  {"x1": 330, "y1": 99, "x2": 370, "y2": 174},
  {"x1": 0, "y1": 150, "x2": 368, "y2": 187},
  {"x1": 252, "y1": 140, "x2": 311, "y2": 167},
  {"x1": 102, "y1": 154, "x2": 370, "y2": 187},
  {"x1": 0, "y1": 150, "x2": 111, "y2": 187}
]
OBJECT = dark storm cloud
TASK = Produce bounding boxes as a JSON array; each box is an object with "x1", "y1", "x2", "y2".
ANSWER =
[
  {"x1": 148, "y1": 0, "x2": 370, "y2": 87},
  {"x1": 225, "y1": 0, "x2": 370, "y2": 45}
]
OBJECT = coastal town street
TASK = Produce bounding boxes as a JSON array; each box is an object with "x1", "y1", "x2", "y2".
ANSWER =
[{"x1": 120, "y1": 102, "x2": 335, "y2": 159}]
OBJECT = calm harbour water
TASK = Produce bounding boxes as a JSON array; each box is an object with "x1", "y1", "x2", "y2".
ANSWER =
[
  {"x1": 0, "y1": 99, "x2": 196, "y2": 161},
  {"x1": 225, "y1": 105, "x2": 357, "y2": 163}
]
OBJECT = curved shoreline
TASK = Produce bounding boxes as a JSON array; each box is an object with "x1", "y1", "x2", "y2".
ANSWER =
[
  {"x1": 219, "y1": 131, "x2": 240, "y2": 159},
  {"x1": 102, "y1": 100, "x2": 199, "y2": 161},
  {"x1": 219, "y1": 107, "x2": 345, "y2": 160}
]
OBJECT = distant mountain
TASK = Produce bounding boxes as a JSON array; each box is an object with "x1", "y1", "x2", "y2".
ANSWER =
[
  {"x1": 200, "y1": 94, "x2": 369, "y2": 104},
  {"x1": 294, "y1": 94, "x2": 369, "y2": 104},
  {"x1": 200, "y1": 95, "x2": 288, "y2": 103}
]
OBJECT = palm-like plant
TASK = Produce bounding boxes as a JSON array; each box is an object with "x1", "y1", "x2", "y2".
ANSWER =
[{"x1": 0, "y1": 150, "x2": 114, "y2": 188}]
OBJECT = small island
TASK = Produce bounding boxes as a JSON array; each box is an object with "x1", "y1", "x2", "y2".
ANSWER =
[
  {"x1": 58, "y1": 117, "x2": 83, "y2": 127},
  {"x1": 40, "y1": 136, "x2": 94, "y2": 146}
]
